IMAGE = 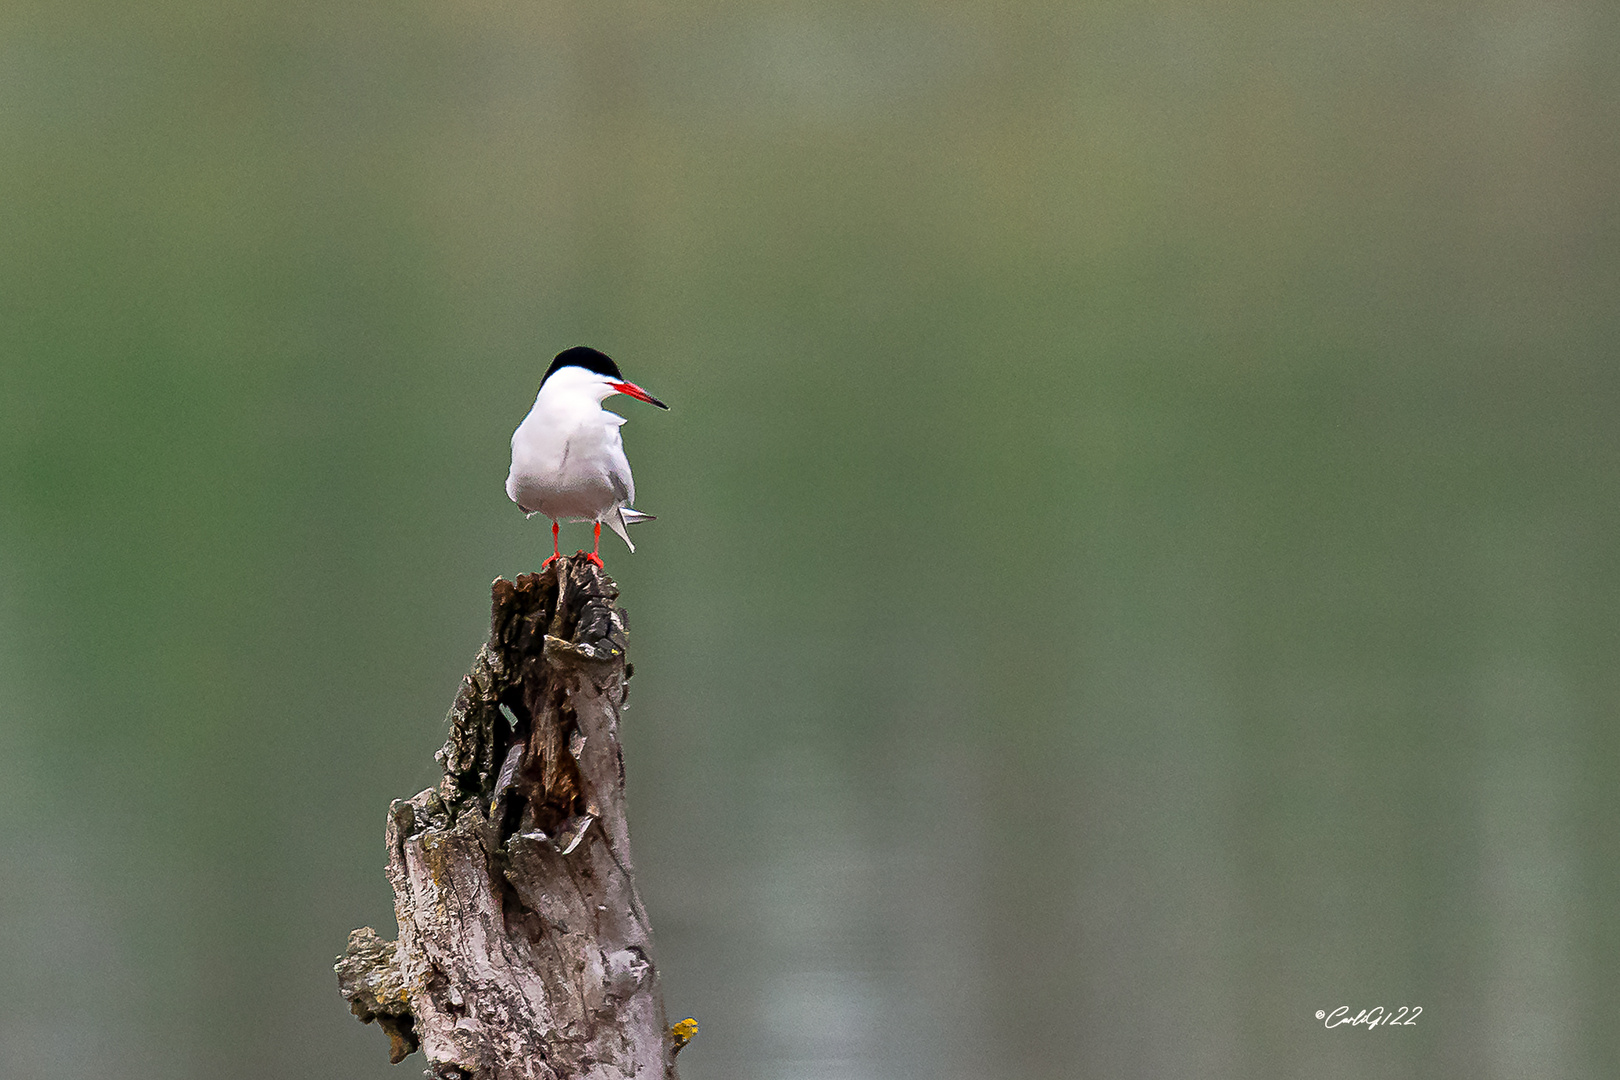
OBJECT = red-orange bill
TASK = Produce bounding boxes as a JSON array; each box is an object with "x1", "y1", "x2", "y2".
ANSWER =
[{"x1": 610, "y1": 381, "x2": 669, "y2": 409}]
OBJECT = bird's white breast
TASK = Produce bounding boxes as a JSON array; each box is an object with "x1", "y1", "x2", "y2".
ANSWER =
[{"x1": 506, "y1": 386, "x2": 635, "y2": 521}]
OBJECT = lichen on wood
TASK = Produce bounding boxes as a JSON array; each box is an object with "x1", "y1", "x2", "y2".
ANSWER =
[{"x1": 337, "y1": 555, "x2": 677, "y2": 1080}]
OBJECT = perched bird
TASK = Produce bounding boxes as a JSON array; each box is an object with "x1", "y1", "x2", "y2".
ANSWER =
[{"x1": 506, "y1": 346, "x2": 669, "y2": 568}]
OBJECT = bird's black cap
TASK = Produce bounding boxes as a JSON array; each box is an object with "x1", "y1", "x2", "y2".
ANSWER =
[{"x1": 542, "y1": 346, "x2": 623, "y2": 387}]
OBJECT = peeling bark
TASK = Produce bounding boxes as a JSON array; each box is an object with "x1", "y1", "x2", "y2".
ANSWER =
[{"x1": 337, "y1": 556, "x2": 676, "y2": 1080}]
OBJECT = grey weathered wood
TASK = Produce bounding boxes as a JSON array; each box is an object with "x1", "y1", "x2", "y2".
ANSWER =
[{"x1": 337, "y1": 555, "x2": 677, "y2": 1080}]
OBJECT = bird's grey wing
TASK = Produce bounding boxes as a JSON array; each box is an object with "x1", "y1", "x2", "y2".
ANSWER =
[{"x1": 605, "y1": 426, "x2": 635, "y2": 507}]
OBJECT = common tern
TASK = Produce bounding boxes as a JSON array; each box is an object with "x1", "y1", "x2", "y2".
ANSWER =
[{"x1": 506, "y1": 346, "x2": 669, "y2": 568}]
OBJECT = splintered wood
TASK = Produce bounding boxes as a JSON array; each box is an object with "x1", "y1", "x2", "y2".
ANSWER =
[{"x1": 337, "y1": 555, "x2": 677, "y2": 1080}]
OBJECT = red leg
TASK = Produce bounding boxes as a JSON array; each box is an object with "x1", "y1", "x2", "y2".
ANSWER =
[
  {"x1": 585, "y1": 522, "x2": 604, "y2": 568},
  {"x1": 541, "y1": 521, "x2": 561, "y2": 568}
]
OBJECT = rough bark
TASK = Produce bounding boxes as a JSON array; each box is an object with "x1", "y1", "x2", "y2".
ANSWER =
[{"x1": 337, "y1": 555, "x2": 677, "y2": 1080}]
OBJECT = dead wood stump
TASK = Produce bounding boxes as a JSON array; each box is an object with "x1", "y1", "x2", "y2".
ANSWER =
[{"x1": 336, "y1": 555, "x2": 678, "y2": 1080}]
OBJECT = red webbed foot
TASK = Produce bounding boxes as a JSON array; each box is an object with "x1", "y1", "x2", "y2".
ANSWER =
[
  {"x1": 540, "y1": 521, "x2": 562, "y2": 569},
  {"x1": 582, "y1": 522, "x2": 605, "y2": 568}
]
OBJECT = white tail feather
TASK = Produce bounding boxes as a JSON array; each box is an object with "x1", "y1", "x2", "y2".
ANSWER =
[{"x1": 604, "y1": 507, "x2": 654, "y2": 552}]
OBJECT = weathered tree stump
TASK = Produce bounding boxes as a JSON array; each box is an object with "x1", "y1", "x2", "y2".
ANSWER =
[{"x1": 336, "y1": 555, "x2": 678, "y2": 1080}]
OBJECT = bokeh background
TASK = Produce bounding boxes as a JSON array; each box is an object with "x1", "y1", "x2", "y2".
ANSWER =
[{"x1": 2, "y1": 1, "x2": 1617, "y2": 1077}]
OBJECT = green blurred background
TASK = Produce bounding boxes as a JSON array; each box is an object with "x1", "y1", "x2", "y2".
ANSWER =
[{"x1": 2, "y1": 1, "x2": 1617, "y2": 1077}]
